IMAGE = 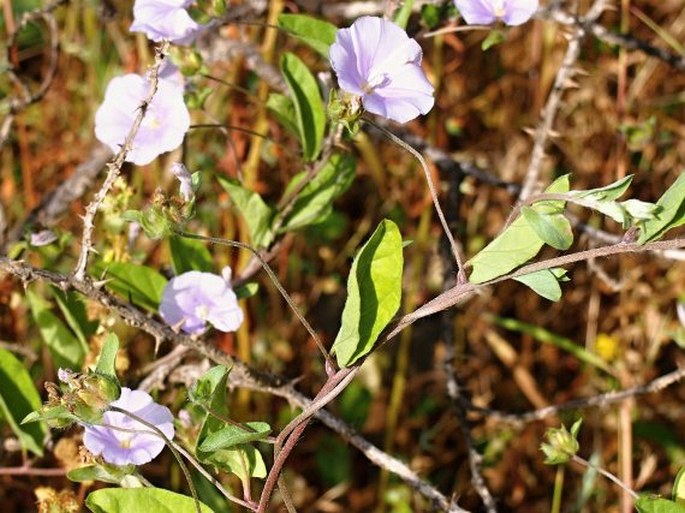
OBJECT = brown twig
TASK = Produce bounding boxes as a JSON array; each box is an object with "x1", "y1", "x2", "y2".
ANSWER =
[{"x1": 73, "y1": 42, "x2": 170, "y2": 282}]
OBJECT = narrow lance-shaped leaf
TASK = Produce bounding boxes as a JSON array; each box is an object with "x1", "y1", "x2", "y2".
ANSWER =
[
  {"x1": 332, "y1": 220, "x2": 404, "y2": 367},
  {"x1": 217, "y1": 176, "x2": 274, "y2": 248},
  {"x1": 281, "y1": 52, "x2": 326, "y2": 161},
  {"x1": 95, "y1": 333, "x2": 119, "y2": 381},
  {"x1": 280, "y1": 153, "x2": 357, "y2": 232},
  {"x1": 27, "y1": 289, "x2": 86, "y2": 370},
  {"x1": 638, "y1": 173, "x2": 685, "y2": 244},
  {"x1": 0, "y1": 348, "x2": 47, "y2": 456}
]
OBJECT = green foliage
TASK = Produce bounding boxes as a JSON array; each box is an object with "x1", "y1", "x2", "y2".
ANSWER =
[
  {"x1": 52, "y1": 288, "x2": 98, "y2": 348},
  {"x1": 92, "y1": 261, "x2": 167, "y2": 312},
  {"x1": 635, "y1": 497, "x2": 685, "y2": 513},
  {"x1": 217, "y1": 176, "x2": 274, "y2": 248},
  {"x1": 521, "y1": 206, "x2": 573, "y2": 250},
  {"x1": 192, "y1": 366, "x2": 267, "y2": 487},
  {"x1": 68, "y1": 464, "x2": 137, "y2": 485},
  {"x1": 0, "y1": 348, "x2": 47, "y2": 455},
  {"x1": 169, "y1": 235, "x2": 214, "y2": 274},
  {"x1": 280, "y1": 153, "x2": 357, "y2": 232},
  {"x1": 85, "y1": 488, "x2": 214, "y2": 513},
  {"x1": 315, "y1": 434, "x2": 352, "y2": 486},
  {"x1": 332, "y1": 220, "x2": 404, "y2": 367},
  {"x1": 280, "y1": 52, "x2": 326, "y2": 161},
  {"x1": 95, "y1": 333, "x2": 119, "y2": 381},
  {"x1": 393, "y1": 0, "x2": 415, "y2": 29},
  {"x1": 198, "y1": 422, "x2": 271, "y2": 452},
  {"x1": 27, "y1": 289, "x2": 87, "y2": 370},
  {"x1": 492, "y1": 316, "x2": 614, "y2": 374},
  {"x1": 482, "y1": 30, "x2": 506, "y2": 51},
  {"x1": 513, "y1": 268, "x2": 569, "y2": 302},
  {"x1": 674, "y1": 467, "x2": 685, "y2": 503},
  {"x1": 278, "y1": 14, "x2": 337, "y2": 58},
  {"x1": 266, "y1": 93, "x2": 299, "y2": 136},
  {"x1": 638, "y1": 173, "x2": 685, "y2": 244},
  {"x1": 468, "y1": 175, "x2": 570, "y2": 284}
]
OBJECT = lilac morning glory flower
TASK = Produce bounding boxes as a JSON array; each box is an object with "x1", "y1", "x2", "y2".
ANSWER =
[
  {"x1": 159, "y1": 267, "x2": 244, "y2": 335},
  {"x1": 454, "y1": 0, "x2": 539, "y2": 26},
  {"x1": 171, "y1": 162, "x2": 193, "y2": 201},
  {"x1": 329, "y1": 16, "x2": 435, "y2": 124},
  {"x1": 130, "y1": 0, "x2": 205, "y2": 45},
  {"x1": 30, "y1": 229, "x2": 58, "y2": 247},
  {"x1": 94, "y1": 72, "x2": 190, "y2": 166},
  {"x1": 83, "y1": 387, "x2": 174, "y2": 466}
]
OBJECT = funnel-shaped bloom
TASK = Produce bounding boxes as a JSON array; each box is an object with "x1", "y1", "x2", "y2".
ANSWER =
[
  {"x1": 159, "y1": 267, "x2": 244, "y2": 334},
  {"x1": 329, "y1": 16, "x2": 434, "y2": 124},
  {"x1": 83, "y1": 388, "x2": 174, "y2": 466},
  {"x1": 130, "y1": 0, "x2": 204, "y2": 45},
  {"x1": 94, "y1": 72, "x2": 190, "y2": 166},
  {"x1": 454, "y1": 0, "x2": 539, "y2": 26}
]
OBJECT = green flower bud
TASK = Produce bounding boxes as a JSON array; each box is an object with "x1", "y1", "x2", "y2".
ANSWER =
[{"x1": 540, "y1": 419, "x2": 582, "y2": 465}]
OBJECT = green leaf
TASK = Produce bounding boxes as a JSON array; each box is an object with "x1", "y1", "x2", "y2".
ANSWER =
[
  {"x1": 217, "y1": 176, "x2": 274, "y2": 248},
  {"x1": 95, "y1": 333, "x2": 119, "y2": 380},
  {"x1": 193, "y1": 366, "x2": 267, "y2": 485},
  {"x1": 27, "y1": 289, "x2": 86, "y2": 370},
  {"x1": 266, "y1": 93, "x2": 298, "y2": 136},
  {"x1": 68, "y1": 464, "x2": 137, "y2": 485},
  {"x1": 86, "y1": 488, "x2": 214, "y2": 513},
  {"x1": 491, "y1": 316, "x2": 614, "y2": 375},
  {"x1": 468, "y1": 175, "x2": 570, "y2": 284},
  {"x1": 393, "y1": 0, "x2": 415, "y2": 29},
  {"x1": 0, "y1": 348, "x2": 47, "y2": 455},
  {"x1": 234, "y1": 282, "x2": 259, "y2": 300},
  {"x1": 92, "y1": 261, "x2": 167, "y2": 312},
  {"x1": 281, "y1": 52, "x2": 326, "y2": 161},
  {"x1": 169, "y1": 235, "x2": 214, "y2": 274},
  {"x1": 635, "y1": 497, "x2": 685, "y2": 513},
  {"x1": 674, "y1": 467, "x2": 685, "y2": 503},
  {"x1": 280, "y1": 153, "x2": 357, "y2": 232},
  {"x1": 638, "y1": 173, "x2": 685, "y2": 244},
  {"x1": 521, "y1": 207, "x2": 573, "y2": 250},
  {"x1": 513, "y1": 268, "x2": 568, "y2": 302},
  {"x1": 198, "y1": 422, "x2": 271, "y2": 452},
  {"x1": 51, "y1": 288, "x2": 98, "y2": 351},
  {"x1": 332, "y1": 220, "x2": 404, "y2": 366},
  {"x1": 277, "y1": 14, "x2": 337, "y2": 58},
  {"x1": 572, "y1": 175, "x2": 634, "y2": 202},
  {"x1": 482, "y1": 29, "x2": 506, "y2": 51}
]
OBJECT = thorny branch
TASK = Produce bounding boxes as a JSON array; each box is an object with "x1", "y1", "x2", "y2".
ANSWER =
[
  {"x1": 517, "y1": 0, "x2": 609, "y2": 202},
  {"x1": 72, "y1": 42, "x2": 169, "y2": 282}
]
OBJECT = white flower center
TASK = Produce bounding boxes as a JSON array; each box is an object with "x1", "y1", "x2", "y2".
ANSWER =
[
  {"x1": 119, "y1": 437, "x2": 132, "y2": 449},
  {"x1": 142, "y1": 111, "x2": 162, "y2": 130},
  {"x1": 195, "y1": 304, "x2": 210, "y2": 321},
  {"x1": 492, "y1": 0, "x2": 506, "y2": 17},
  {"x1": 362, "y1": 73, "x2": 391, "y2": 94}
]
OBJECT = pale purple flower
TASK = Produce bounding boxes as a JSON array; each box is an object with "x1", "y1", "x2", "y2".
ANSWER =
[
  {"x1": 83, "y1": 388, "x2": 174, "y2": 466},
  {"x1": 94, "y1": 73, "x2": 190, "y2": 166},
  {"x1": 454, "y1": 0, "x2": 539, "y2": 26},
  {"x1": 30, "y1": 229, "x2": 58, "y2": 247},
  {"x1": 159, "y1": 267, "x2": 244, "y2": 335},
  {"x1": 329, "y1": 16, "x2": 435, "y2": 124},
  {"x1": 678, "y1": 301, "x2": 685, "y2": 328},
  {"x1": 171, "y1": 162, "x2": 193, "y2": 201},
  {"x1": 130, "y1": 0, "x2": 204, "y2": 45}
]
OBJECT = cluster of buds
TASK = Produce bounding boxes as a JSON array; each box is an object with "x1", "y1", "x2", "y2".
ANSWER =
[{"x1": 39, "y1": 369, "x2": 121, "y2": 427}]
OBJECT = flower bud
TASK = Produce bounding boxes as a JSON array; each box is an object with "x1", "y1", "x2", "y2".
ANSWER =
[{"x1": 541, "y1": 419, "x2": 582, "y2": 465}]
